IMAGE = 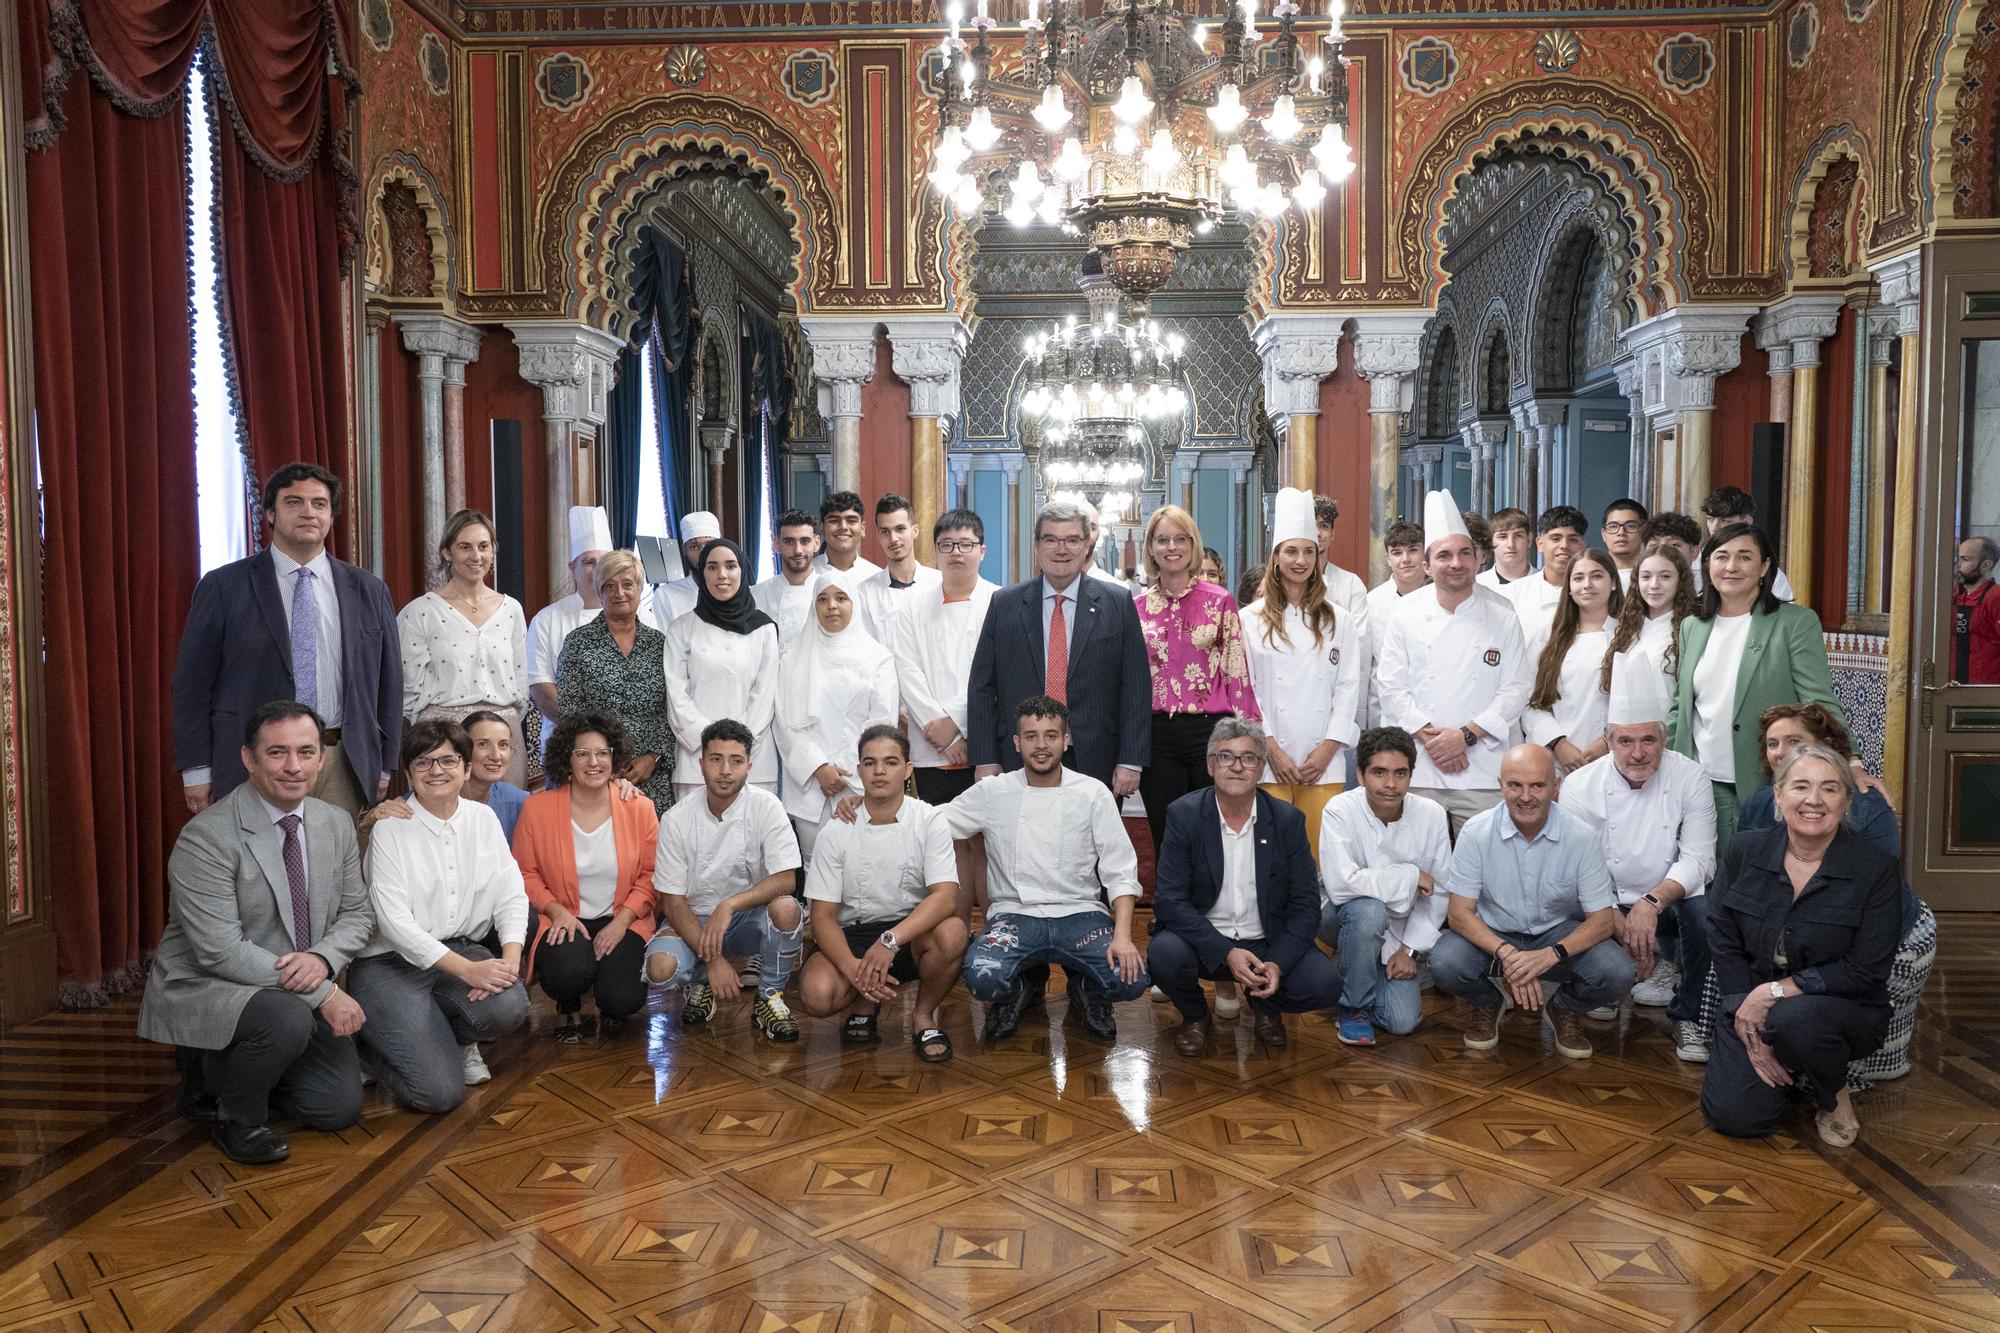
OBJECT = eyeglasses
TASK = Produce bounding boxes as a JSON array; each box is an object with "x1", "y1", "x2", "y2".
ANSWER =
[
  {"x1": 573, "y1": 748, "x2": 615, "y2": 762},
  {"x1": 1211, "y1": 751, "x2": 1262, "y2": 770},
  {"x1": 1603, "y1": 521, "x2": 1644, "y2": 534},
  {"x1": 1037, "y1": 534, "x2": 1089, "y2": 550},
  {"x1": 1152, "y1": 533, "x2": 1193, "y2": 549},
  {"x1": 409, "y1": 754, "x2": 463, "y2": 773},
  {"x1": 936, "y1": 540, "x2": 984, "y2": 554}
]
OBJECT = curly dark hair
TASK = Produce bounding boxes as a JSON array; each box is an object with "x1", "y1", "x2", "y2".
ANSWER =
[{"x1": 545, "y1": 712, "x2": 632, "y2": 783}]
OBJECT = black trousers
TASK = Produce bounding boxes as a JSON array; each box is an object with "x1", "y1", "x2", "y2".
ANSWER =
[
  {"x1": 532, "y1": 908, "x2": 649, "y2": 1019},
  {"x1": 192, "y1": 988, "x2": 363, "y2": 1131},
  {"x1": 914, "y1": 766, "x2": 976, "y2": 805},
  {"x1": 1147, "y1": 930, "x2": 1341, "y2": 1024},
  {"x1": 1139, "y1": 712, "x2": 1227, "y2": 854},
  {"x1": 1701, "y1": 992, "x2": 1888, "y2": 1137}
]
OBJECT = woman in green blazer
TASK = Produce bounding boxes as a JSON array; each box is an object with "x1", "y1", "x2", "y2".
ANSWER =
[{"x1": 1666, "y1": 523, "x2": 1842, "y2": 849}]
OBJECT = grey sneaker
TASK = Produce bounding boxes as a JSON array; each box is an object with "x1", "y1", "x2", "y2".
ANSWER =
[
  {"x1": 1632, "y1": 959, "x2": 1681, "y2": 1008},
  {"x1": 1674, "y1": 1020, "x2": 1710, "y2": 1064},
  {"x1": 461, "y1": 1044, "x2": 491, "y2": 1085}
]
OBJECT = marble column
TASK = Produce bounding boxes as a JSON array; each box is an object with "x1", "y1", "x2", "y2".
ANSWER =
[
  {"x1": 1227, "y1": 450, "x2": 1256, "y2": 576},
  {"x1": 1002, "y1": 454, "x2": 1026, "y2": 582},
  {"x1": 1872, "y1": 253, "x2": 1921, "y2": 804},
  {"x1": 700, "y1": 424, "x2": 734, "y2": 518},
  {"x1": 1508, "y1": 399, "x2": 1564, "y2": 518},
  {"x1": 1614, "y1": 360, "x2": 1651, "y2": 506},
  {"x1": 801, "y1": 318, "x2": 879, "y2": 495},
  {"x1": 1620, "y1": 306, "x2": 1755, "y2": 512},
  {"x1": 1172, "y1": 451, "x2": 1197, "y2": 512},
  {"x1": 1252, "y1": 314, "x2": 1345, "y2": 492},
  {"x1": 509, "y1": 321, "x2": 623, "y2": 594},
  {"x1": 360, "y1": 304, "x2": 390, "y2": 572},
  {"x1": 949, "y1": 455, "x2": 973, "y2": 511},
  {"x1": 396, "y1": 312, "x2": 484, "y2": 563},
  {"x1": 1859, "y1": 310, "x2": 1897, "y2": 617},
  {"x1": 1760, "y1": 296, "x2": 1844, "y2": 607},
  {"x1": 1350, "y1": 314, "x2": 1427, "y2": 583},
  {"x1": 886, "y1": 318, "x2": 968, "y2": 563},
  {"x1": 1462, "y1": 418, "x2": 1507, "y2": 515}
]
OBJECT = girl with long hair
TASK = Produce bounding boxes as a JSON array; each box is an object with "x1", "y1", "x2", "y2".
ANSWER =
[
  {"x1": 1524, "y1": 548, "x2": 1623, "y2": 774},
  {"x1": 1601, "y1": 544, "x2": 1697, "y2": 690}
]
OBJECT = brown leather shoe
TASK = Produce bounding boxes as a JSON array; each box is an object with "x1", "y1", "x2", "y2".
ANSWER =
[
  {"x1": 1171, "y1": 1019, "x2": 1211, "y2": 1057},
  {"x1": 1548, "y1": 1005, "x2": 1594, "y2": 1059},
  {"x1": 1252, "y1": 1009, "x2": 1288, "y2": 1049}
]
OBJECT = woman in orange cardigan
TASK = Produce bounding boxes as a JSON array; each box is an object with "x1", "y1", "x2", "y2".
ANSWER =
[{"x1": 513, "y1": 712, "x2": 660, "y2": 1041}]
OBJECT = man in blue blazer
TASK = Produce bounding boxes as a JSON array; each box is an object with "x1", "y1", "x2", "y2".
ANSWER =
[
  {"x1": 1149, "y1": 718, "x2": 1340, "y2": 1055},
  {"x1": 173, "y1": 463, "x2": 402, "y2": 818},
  {"x1": 966, "y1": 499, "x2": 1151, "y2": 791}
]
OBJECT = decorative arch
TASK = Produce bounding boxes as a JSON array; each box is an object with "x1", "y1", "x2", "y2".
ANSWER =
[
  {"x1": 1784, "y1": 130, "x2": 1871, "y2": 282},
  {"x1": 1473, "y1": 304, "x2": 1514, "y2": 417},
  {"x1": 1526, "y1": 204, "x2": 1615, "y2": 395},
  {"x1": 538, "y1": 95, "x2": 837, "y2": 325},
  {"x1": 364, "y1": 153, "x2": 452, "y2": 298},
  {"x1": 1926, "y1": 0, "x2": 1999, "y2": 223},
  {"x1": 1401, "y1": 85, "x2": 1713, "y2": 317},
  {"x1": 1421, "y1": 318, "x2": 1461, "y2": 438}
]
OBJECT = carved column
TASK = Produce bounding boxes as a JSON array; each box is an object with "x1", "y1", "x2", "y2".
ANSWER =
[
  {"x1": 1620, "y1": 306, "x2": 1754, "y2": 513},
  {"x1": 1872, "y1": 253, "x2": 1921, "y2": 804},
  {"x1": 397, "y1": 313, "x2": 484, "y2": 562},
  {"x1": 1227, "y1": 450, "x2": 1255, "y2": 576},
  {"x1": 1509, "y1": 398, "x2": 1565, "y2": 518},
  {"x1": 886, "y1": 317, "x2": 968, "y2": 563},
  {"x1": 1462, "y1": 418, "x2": 1507, "y2": 515},
  {"x1": 1252, "y1": 314, "x2": 1345, "y2": 492},
  {"x1": 509, "y1": 321, "x2": 623, "y2": 593},
  {"x1": 949, "y1": 454, "x2": 973, "y2": 510},
  {"x1": 1614, "y1": 360, "x2": 1651, "y2": 506},
  {"x1": 1350, "y1": 314, "x2": 1427, "y2": 583},
  {"x1": 1001, "y1": 454, "x2": 1025, "y2": 581},
  {"x1": 1761, "y1": 295, "x2": 1844, "y2": 607},
  {"x1": 1171, "y1": 451, "x2": 1197, "y2": 512},
  {"x1": 360, "y1": 304, "x2": 390, "y2": 572},
  {"x1": 1859, "y1": 309, "x2": 1897, "y2": 618},
  {"x1": 1754, "y1": 312, "x2": 1796, "y2": 427},
  {"x1": 700, "y1": 424, "x2": 735, "y2": 521},
  {"x1": 801, "y1": 318, "x2": 878, "y2": 495}
]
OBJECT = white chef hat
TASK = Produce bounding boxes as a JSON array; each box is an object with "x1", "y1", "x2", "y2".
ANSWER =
[
  {"x1": 567, "y1": 506, "x2": 613, "y2": 560},
  {"x1": 1270, "y1": 488, "x2": 1317, "y2": 549},
  {"x1": 1605, "y1": 649, "x2": 1672, "y2": 727},
  {"x1": 1422, "y1": 489, "x2": 1471, "y2": 554},
  {"x1": 679, "y1": 510, "x2": 722, "y2": 544}
]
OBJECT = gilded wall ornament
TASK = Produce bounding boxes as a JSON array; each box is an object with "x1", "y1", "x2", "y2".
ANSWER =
[
  {"x1": 418, "y1": 31, "x2": 449, "y2": 96},
  {"x1": 1399, "y1": 37, "x2": 1458, "y2": 98},
  {"x1": 1654, "y1": 33, "x2": 1716, "y2": 94},
  {"x1": 782, "y1": 50, "x2": 838, "y2": 108},
  {"x1": 1534, "y1": 29, "x2": 1582, "y2": 74},
  {"x1": 536, "y1": 53, "x2": 592, "y2": 111},
  {"x1": 664, "y1": 44, "x2": 709, "y2": 88}
]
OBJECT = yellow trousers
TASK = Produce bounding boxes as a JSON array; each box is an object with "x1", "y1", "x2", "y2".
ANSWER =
[{"x1": 1259, "y1": 782, "x2": 1343, "y2": 862}]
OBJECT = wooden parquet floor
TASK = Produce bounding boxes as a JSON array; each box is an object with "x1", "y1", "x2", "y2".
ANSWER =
[{"x1": 7, "y1": 915, "x2": 2000, "y2": 1331}]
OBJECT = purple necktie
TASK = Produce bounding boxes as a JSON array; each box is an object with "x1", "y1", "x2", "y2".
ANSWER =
[
  {"x1": 279, "y1": 814, "x2": 309, "y2": 950},
  {"x1": 291, "y1": 566, "x2": 318, "y2": 712}
]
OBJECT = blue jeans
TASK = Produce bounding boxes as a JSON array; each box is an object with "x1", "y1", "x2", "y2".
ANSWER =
[
  {"x1": 963, "y1": 910, "x2": 1151, "y2": 1004},
  {"x1": 1623, "y1": 898, "x2": 1710, "y2": 1024},
  {"x1": 348, "y1": 941, "x2": 530, "y2": 1115},
  {"x1": 1430, "y1": 920, "x2": 1636, "y2": 1013},
  {"x1": 1319, "y1": 899, "x2": 1424, "y2": 1035},
  {"x1": 643, "y1": 902, "x2": 805, "y2": 996},
  {"x1": 1146, "y1": 929, "x2": 1340, "y2": 1024}
]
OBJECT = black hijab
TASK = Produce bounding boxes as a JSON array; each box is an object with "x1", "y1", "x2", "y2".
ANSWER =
[{"x1": 693, "y1": 538, "x2": 775, "y2": 636}]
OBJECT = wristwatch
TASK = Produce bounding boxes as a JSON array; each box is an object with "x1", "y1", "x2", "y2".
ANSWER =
[
  {"x1": 1768, "y1": 981, "x2": 1785, "y2": 1002},
  {"x1": 1550, "y1": 942, "x2": 1570, "y2": 962},
  {"x1": 1641, "y1": 892, "x2": 1664, "y2": 909},
  {"x1": 1460, "y1": 725, "x2": 1479, "y2": 748},
  {"x1": 877, "y1": 929, "x2": 899, "y2": 952}
]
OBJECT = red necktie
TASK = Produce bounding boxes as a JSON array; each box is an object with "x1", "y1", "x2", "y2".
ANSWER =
[{"x1": 1047, "y1": 593, "x2": 1068, "y2": 703}]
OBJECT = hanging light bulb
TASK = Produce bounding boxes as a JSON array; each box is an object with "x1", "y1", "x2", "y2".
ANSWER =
[
  {"x1": 934, "y1": 125, "x2": 968, "y2": 172},
  {"x1": 952, "y1": 176, "x2": 983, "y2": 214},
  {"x1": 1312, "y1": 121, "x2": 1354, "y2": 181},
  {"x1": 1264, "y1": 93, "x2": 1301, "y2": 142},
  {"x1": 1207, "y1": 82, "x2": 1248, "y2": 133},
  {"x1": 1143, "y1": 128, "x2": 1179, "y2": 175},
  {"x1": 1190, "y1": 21, "x2": 1208, "y2": 46},
  {"x1": 1112, "y1": 73, "x2": 1153, "y2": 124},
  {"x1": 1112, "y1": 123, "x2": 1140, "y2": 156},
  {"x1": 1036, "y1": 188, "x2": 1064, "y2": 225},
  {"x1": 964, "y1": 104, "x2": 1001, "y2": 150},
  {"x1": 1003, "y1": 198, "x2": 1036, "y2": 227},
  {"x1": 928, "y1": 165, "x2": 961, "y2": 195},
  {"x1": 1292, "y1": 168, "x2": 1326, "y2": 212},
  {"x1": 1033, "y1": 83, "x2": 1071, "y2": 132},
  {"x1": 1009, "y1": 159, "x2": 1044, "y2": 204},
  {"x1": 1053, "y1": 136, "x2": 1088, "y2": 180},
  {"x1": 1239, "y1": 0, "x2": 1261, "y2": 41},
  {"x1": 1220, "y1": 142, "x2": 1255, "y2": 192}
]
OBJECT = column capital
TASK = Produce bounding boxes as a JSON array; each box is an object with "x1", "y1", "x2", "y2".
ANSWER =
[
  {"x1": 1000, "y1": 454, "x2": 1025, "y2": 480},
  {"x1": 1870, "y1": 251, "x2": 1921, "y2": 337},
  {"x1": 1509, "y1": 396, "x2": 1567, "y2": 432},
  {"x1": 508, "y1": 321, "x2": 623, "y2": 425},
  {"x1": 883, "y1": 316, "x2": 969, "y2": 420},
  {"x1": 1171, "y1": 451, "x2": 1199, "y2": 486},
  {"x1": 396, "y1": 311, "x2": 484, "y2": 372},
  {"x1": 1349, "y1": 311, "x2": 1428, "y2": 416},
  {"x1": 1462, "y1": 417, "x2": 1507, "y2": 450},
  {"x1": 699, "y1": 423, "x2": 735, "y2": 462},
  {"x1": 800, "y1": 316, "x2": 881, "y2": 421},
  {"x1": 1624, "y1": 304, "x2": 1755, "y2": 417},
  {"x1": 1251, "y1": 312, "x2": 1344, "y2": 420},
  {"x1": 1863, "y1": 309, "x2": 1900, "y2": 367},
  {"x1": 1755, "y1": 294, "x2": 1845, "y2": 369}
]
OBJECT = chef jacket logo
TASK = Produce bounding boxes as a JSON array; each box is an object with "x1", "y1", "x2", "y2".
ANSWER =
[
  {"x1": 1483, "y1": 649, "x2": 1501, "y2": 667},
  {"x1": 1327, "y1": 646, "x2": 1341, "y2": 666}
]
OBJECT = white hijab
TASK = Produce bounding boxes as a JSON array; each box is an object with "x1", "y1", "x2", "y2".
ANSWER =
[{"x1": 776, "y1": 569, "x2": 891, "y2": 741}]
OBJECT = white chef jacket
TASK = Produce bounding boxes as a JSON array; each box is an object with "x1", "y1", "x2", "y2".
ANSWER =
[
  {"x1": 1208, "y1": 804, "x2": 1264, "y2": 940},
  {"x1": 1376, "y1": 584, "x2": 1531, "y2": 790},
  {"x1": 361, "y1": 798, "x2": 528, "y2": 966},
  {"x1": 894, "y1": 579, "x2": 999, "y2": 767},
  {"x1": 1323, "y1": 562, "x2": 1369, "y2": 621},
  {"x1": 773, "y1": 642, "x2": 899, "y2": 824},
  {"x1": 653, "y1": 784, "x2": 801, "y2": 918},
  {"x1": 1318, "y1": 788, "x2": 1453, "y2": 963},
  {"x1": 1240, "y1": 599, "x2": 1362, "y2": 785},
  {"x1": 943, "y1": 768, "x2": 1140, "y2": 917},
  {"x1": 1363, "y1": 578, "x2": 1421, "y2": 728},
  {"x1": 663, "y1": 616, "x2": 782, "y2": 785},
  {"x1": 812, "y1": 552, "x2": 882, "y2": 582},
  {"x1": 1637, "y1": 612, "x2": 1675, "y2": 668},
  {"x1": 804, "y1": 795, "x2": 958, "y2": 927},
  {"x1": 751, "y1": 573, "x2": 818, "y2": 652},
  {"x1": 1522, "y1": 626, "x2": 1611, "y2": 751},
  {"x1": 1558, "y1": 749, "x2": 1716, "y2": 905},
  {"x1": 1503, "y1": 572, "x2": 1564, "y2": 640},
  {"x1": 855, "y1": 564, "x2": 942, "y2": 644},
  {"x1": 653, "y1": 576, "x2": 699, "y2": 625},
  {"x1": 398, "y1": 591, "x2": 528, "y2": 719}
]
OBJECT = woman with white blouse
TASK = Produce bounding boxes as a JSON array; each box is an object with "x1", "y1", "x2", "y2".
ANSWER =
[
  {"x1": 349, "y1": 719, "x2": 530, "y2": 1112},
  {"x1": 398, "y1": 510, "x2": 528, "y2": 787},
  {"x1": 1523, "y1": 548, "x2": 1622, "y2": 775},
  {"x1": 1240, "y1": 488, "x2": 1363, "y2": 857},
  {"x1": 775, "y1": 569, "x2": 899, "y2": 860},
  {"x1": 664, "y1": 538, "x2": 782, "y2": 798}
]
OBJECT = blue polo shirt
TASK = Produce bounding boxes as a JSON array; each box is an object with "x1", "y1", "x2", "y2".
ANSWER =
[{"x1": 1443, "y1": 801, "x2": 1615, "y2": 936}]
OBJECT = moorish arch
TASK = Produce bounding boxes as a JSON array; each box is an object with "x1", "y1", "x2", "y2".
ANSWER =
[
  {"x1": 538, "y1": 95, "x2": 839, "y2": 329},
  {"x1": 1473, "y1": 303, "x2": 1515, "y2": 417},
  {"x1": 1401, "y1": 85, "x2": 1713, "y2": 319},
  {"x1": 364, "y1": 153, "x2": 453, "y2": 299},
  {"x1": 1785, "y1": 129, "x2": 1872, "y2": 283},
  {"x1": 1926, "y1": 0, "x2": 2000, "y2": 223}
]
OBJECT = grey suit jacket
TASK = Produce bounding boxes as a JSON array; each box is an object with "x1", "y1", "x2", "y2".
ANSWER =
[{"x1": 138, "y1": 784, "x2": 376, "y2": 1050}]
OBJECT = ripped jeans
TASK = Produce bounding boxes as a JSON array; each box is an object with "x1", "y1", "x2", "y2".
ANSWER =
[{"x1": 962, "y1": 909, "x2": 1150, "y2": 1004}]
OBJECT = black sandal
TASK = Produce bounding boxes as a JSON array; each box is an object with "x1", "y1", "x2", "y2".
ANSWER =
[
  {"x1": 555, "y1": 1017, "x2": 584, "y2": 1044},
  {"x1": 914, "y1": 1027, "x2": 953, "y2": 1063},
  {"x1": 843, "y1": 1012, "x2": 880, "y2": 1045}
]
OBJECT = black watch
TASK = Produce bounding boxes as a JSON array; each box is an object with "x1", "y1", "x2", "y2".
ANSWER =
[
  {"x1": 1460, "y1": 725, "x2": 1478, "y2": 748},
  {"x1": 1550, "y1": 942, "x2": 1570, "y2": 962}
]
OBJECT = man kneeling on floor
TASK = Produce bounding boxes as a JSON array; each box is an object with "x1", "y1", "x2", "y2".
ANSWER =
[
  {"x1": 801, "y1": 725, "x2": 968, "y2": 1060},
  {"x1": 645, "y1": 719, "x2": 806, "y2": 1041},
  {"x1": 1149, "y1": 718, "x2": 1338, "y2": 1056},
  {"x1": 949, "y1": 696, "x2": 1149, "y2": 1042},
  {"x1": 1431, "y1": 744, "x2": 1635, "y2": 1058}
]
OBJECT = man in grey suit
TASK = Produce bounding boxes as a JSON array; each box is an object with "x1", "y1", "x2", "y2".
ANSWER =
[
  {"x1": 173, "y1": 462, "x2": 402, "y2": 819},
  {"x1": 140, "y1": 701, "x2": 376, "y2": 1165}
]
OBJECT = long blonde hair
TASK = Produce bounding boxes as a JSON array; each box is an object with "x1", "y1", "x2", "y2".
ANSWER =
[{"x1": 1255, "y1": 540, "x2": 1337, "y2": 650}]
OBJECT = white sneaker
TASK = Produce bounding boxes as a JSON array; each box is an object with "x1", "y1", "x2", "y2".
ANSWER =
[
  {"x1": 461, "y1": 1044, "x2": 492, "y2": 1086},
  {"x1": 1213, "y1": 993, "x2": 1242, "y2": 1020},
  {"x1": 1674, "y1": 1021, "x2": 1710, "y2": 1064},
  {"x1": 1149, "y1": 985, "x2": 1171, "y2": 1003},
  {"x1": 1586, "y1": 1004, "x2": 1619, "y2": 1021},
  {"x1": 1631, "y1": 960, "x2": 1680, "y2": 1008}
]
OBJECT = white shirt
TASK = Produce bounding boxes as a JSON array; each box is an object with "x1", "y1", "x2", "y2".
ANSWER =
[
  {"x1": 805, "y1": 795, "x2": 957, "y2": 926},
  {"x1": 1691, "y1": 611, "x2": 1752, "y2": 782},
  {"x1": 526, "y1": 592, "x2": 660, "y2": 688},
  {"x1": 855, "y1": 563, "x2": 942, "y2": 643},
  {"x1": 894, "y1": 579, "x2": 998, "y2": 767},
  {"x1": 398, "y1": 591, "x2": 527, "y2": 719},
  {"x1": 653, "y1": 784, "x2": 801, "y2": 918},
  {"x1": 751, "y1": 573, "x2": 818, "y2": 651},
  {"x1": 664, "y1": 617, "x2": 782, "y2": 785},
  {"x1": 1376, "y1": 584, "x2": 1531, "y2": 790},
  {"x1": 362, "y1": 798, "x2": 528, "y2": 965},
  {"x1": 1522, "y1": 626, "x2": 1611, "y2": 752},
  {"x1": 1363, "y1": 578, "x2": 1422, "y2": 727},
  {"x1": 943, "y1": 768, "x2": 1140, "y2": 918},
  {"x1": 273, "y1": 547, "x2": 345, "y2": 727},
  {"x1": 813, "y1": 552, "x2": 882, "y2": 582},
  {"x1": 1318, "y1": 788, "x2": 1453, "y2": 963},
  {"x1": 1241, "y1": 600, "x2": 1362, "y2": 785},
  {"x1": 1502, "y1": 572, "x2": 1565, "y2": 640},
  {"x1": 1616, "y1": 565, "x2": 1634, "y2": 592},
  {"x1": 653, "y1": 577, "x2": 699, "y2": 625},
  {"x1": 774, "y1": 640, "x2": 899, "y2": 824},
  {"x1": 1208, "y1": 805, "x2": 1264, "y2": 940},
  {"x1": 1559, "y1": 749, "x2": 1717, "y2": 905},
  {"x1": 572, "y1": 819, "x2": 618, "y2": 919}
]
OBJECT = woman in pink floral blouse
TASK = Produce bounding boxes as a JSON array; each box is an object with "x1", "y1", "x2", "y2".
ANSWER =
[{"x1": 1134, "y1": 504, "x2": 1261, "y2": 856}]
